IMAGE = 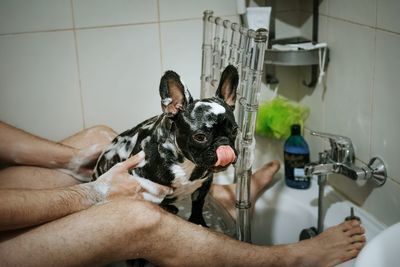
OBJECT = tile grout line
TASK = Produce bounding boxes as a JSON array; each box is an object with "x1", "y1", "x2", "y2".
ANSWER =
[
  {"x1": 70, "y1": 0, "x2": 86, "y2": 129},
  {"x1": 0, "y1": 14, "x2": 240, "y2": 37},
  {"x1": 299, "y1": 10, "x2": 400, "y2": 36},
  {"x1": 320, "y1": 1, "x2": 329, "y2": 139},
  {"x1": 157, "y1": 0, "x2": 164, "y2": 74},
  {"x1": 375, "y1": 0, "x2": 379, "y2": 28},
  {"x1": 368, "y1": 0, "x2": 379, "y2": 162},
  {"x1": 322, "y1": 9, "x2": 328, "y2": 138}
]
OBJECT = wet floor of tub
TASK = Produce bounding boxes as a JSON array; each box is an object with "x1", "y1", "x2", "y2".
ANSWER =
[{"x1": 175, "y1": 195, "x2": 236, "y2": 237}]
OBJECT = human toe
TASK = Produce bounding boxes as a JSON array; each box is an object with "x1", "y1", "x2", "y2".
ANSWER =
[{"x1": 345, "y1": 225, "x2": 365, "y2": 236}]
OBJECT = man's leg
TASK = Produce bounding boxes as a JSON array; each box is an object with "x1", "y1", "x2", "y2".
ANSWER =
[
  {"x1": 0, "y1": 125, "x2": 366, "y2": 266},
  {"x1": 0, "y1": 125, "x2": 117, "y2": 189},
  {"x1": 60, "y1": 125, "x2": 117, "y2": 149},
  {"x1": 210, "y1": 160, "x2": 281, "y2": 218},
  {"x1": 0, "y1": 198, "x2": 365, "y2": 267}
]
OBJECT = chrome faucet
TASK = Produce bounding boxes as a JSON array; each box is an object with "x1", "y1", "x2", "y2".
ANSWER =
[
  {"x1": 304, "y1": 131, "x2": 387, "y2": 186},
  {"x1": 299, "y1": 131, "x2": 387, "y2": 237}
]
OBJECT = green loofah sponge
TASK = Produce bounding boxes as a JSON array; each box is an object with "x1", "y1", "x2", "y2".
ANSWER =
[{"x1": 256, "y1": 97, "x2": 310, "y2": 140}]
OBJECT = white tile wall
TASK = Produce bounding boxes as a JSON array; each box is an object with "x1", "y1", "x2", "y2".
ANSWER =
[
  {"x1": 72, "y1": 0, "x2": 158, "y2": 28},
  {"x1": 319, "y1": 0, "x2": 329, "y2": 16},
  {"x1": 298, "y1": 14, "x2": 329, "y2": 162},
  {"x1": 160, "y1": 19, "x2": 203, "y2": 99},
  {"x1": 328, "y1": 171, "x2": 400, "y2": 226},
  {"x1": 0, "y1": 0, "x2": 73, "y2": 34},
  {"x1": 324, "y1": 18, "x2": 375, "y2": 163},
  {"x1": 160, "y1": 15, "x2": 240, "y2": 99},
  {"x1": 275, "y1": 11, "x2": 302, "y2": 38},
  {"x1": 159, "y1": 0, "x2": 237, "y2": 21},
  {"x1": 275, "y1": 0, "x2": 299, "y2": 12},
  {"x1": 297, "y1": 0, "x2": 400, "y2": 226},
  {"x1": 0, "y1": 0, "x2": 241, "y2": 138},
  {"x1": 299, "y1": 0, "x2": 328, "y2": 15},
  {"x1": 328, "y1": 0, "x2": 377, "y2": 27},
  {"x1": 372, "y1": 30, "x2": 400, "y2": 182},
  {"x1": 76, "y1": 24, "x2": 162, "y2": 133},
  {"x1": 362, "y1": 178, "x2": 400, "y2": 226},
  {"x1": 0, "y1": 31, "x2": 83, "y2": 141},
  {"x1": 377, "y1": 0, "x2": 400, "y2": 33}
]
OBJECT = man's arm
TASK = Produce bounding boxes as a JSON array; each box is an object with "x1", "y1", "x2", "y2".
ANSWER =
[
  {"x1": 0, "y1": 121, "x2": 104, "y2": 181},
  {"x1": 0, "y1": 153, "x2": 172, "y2": 231},
  {"x1": 0, "y1": 121, "x2": 76, "y2": 168},
  {"x1": 0, "y1": 185, "x2": 95, "y2": 231}
]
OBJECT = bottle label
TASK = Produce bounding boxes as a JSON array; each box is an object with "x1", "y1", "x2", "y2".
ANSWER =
[{"x1": 284, "y1": 152, "x2": 310, "y2": 182}]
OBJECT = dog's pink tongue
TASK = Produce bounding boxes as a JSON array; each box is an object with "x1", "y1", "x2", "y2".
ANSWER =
[{"x1": 215, "y1": 146, "x2": 236, "y2": 167}]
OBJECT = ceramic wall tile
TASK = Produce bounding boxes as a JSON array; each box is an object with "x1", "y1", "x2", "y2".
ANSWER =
[
  {"x1": 372, "y1": 30, "x2": 400, "y2": 182},
  {"x1": 298, "y1": 15, "x2": 329, "y2": 161},
  {"x1": 275, "y1": 0, "x2": 299, "y2": 12},
  {"x1": 72, "y1": 0, "x2": 158, "y2": 28},
  {"x1": 275, "y1": 11, "x2": 302, "y2": 38},
  {"x1": 362, "y1": 177, "x2": 400, "y2": 226},
  {"x1": 159, "y1": 0, "x2": 237, "y2": 21},
  {"x1": 328, "y1": 0, "x2": 377, "y2": 27},
  {"x1": 298, "y1": 0, "x2": 328, "y2": 15},
  {"x1": 0, "y1": 31, "x2": 83, "y2": 140},
  {"x1": 377, "y1": 0, "x2": 400, "y2": 33},
  {"x1": 76, "y1": 24, "x2": 162, "y2": 133},
  {"x1": 160, "y1": 19, "x2": 203, "y2": 99},
  {"x1": 160, "y1": 15, "x2": 239, "y2": 99},
  {"x1": 324, "y1": 18, "x2": 375, "y2": 163},
  {"x1": 331, "y1": 173, "x2": 400, "y2": 226},
  {"x1": 0, "y1": 0, "x2": 72, "y2": 34}
]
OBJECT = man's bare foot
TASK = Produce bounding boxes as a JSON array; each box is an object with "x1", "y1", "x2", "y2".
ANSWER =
[
  {"x1": 291, "y1": 220, "x2": 366, "y2": 267},
  {"x1": 210, "y1": 160, "x2": 280, "y2": 219}
]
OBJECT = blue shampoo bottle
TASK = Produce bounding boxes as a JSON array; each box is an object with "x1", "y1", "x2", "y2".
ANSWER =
[{"x1": 284, "y1": 124, "x2": 310, "y2": 189}]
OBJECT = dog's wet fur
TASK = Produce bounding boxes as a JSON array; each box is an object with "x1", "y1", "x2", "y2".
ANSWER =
[{"x1": 92, "y1": 65, "x2": 239, "y2": 226}]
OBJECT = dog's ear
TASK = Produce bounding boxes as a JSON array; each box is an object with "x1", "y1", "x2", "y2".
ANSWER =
[
  {"x1": 159, "y1": 70, "x2": 193, "y2": 117},
  {"x1": 215, "y1": 65, "x2": 239, "y2": 109}
]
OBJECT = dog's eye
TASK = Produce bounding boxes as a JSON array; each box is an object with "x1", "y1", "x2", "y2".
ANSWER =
[{"x1": 193, "y1": 133, "x2": 207, "y2": 143}]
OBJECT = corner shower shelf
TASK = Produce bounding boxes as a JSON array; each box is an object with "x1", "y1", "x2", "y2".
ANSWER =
[
  {"x1": 265, "y1": 37, "x2": 328, "y2": 66},
  {"x1": 264, "y1": 37, "x2": 329, "y2": 87},
  {"x1": 263, "y1": 0, "x2": 327, "y2": 87}
]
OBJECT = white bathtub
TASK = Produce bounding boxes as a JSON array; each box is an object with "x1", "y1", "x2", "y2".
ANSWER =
[
  {"x1": 240, "y1": 174, "x2": 386, "y2": 267},
  {"x1": 182, "y1": 170, "x2": 387, "y2": 267}
]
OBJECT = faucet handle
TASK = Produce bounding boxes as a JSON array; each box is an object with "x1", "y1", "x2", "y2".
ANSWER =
[
  {"x1": 309, "y1": 130, "x2": 354, "y2": 164},
  {"x1": 310, "y1": 131, "x2": 351, "y2": 143}
]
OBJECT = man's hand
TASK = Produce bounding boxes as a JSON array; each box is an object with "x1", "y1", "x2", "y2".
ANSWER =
[
  {"x1": 0, "y1": 151, "x2": 173, "y2": 230},
  {"x1": 89, "y1": 151, "x2": 173, "y2": 204}
]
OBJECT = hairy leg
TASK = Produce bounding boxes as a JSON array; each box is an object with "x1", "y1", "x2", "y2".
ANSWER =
[
  {"x1": 60, "y1": 125, "x2": 117, "y2": 149},
  {"x1": 0, "y1": 125, "x2": 117, "y2": 189},
  {"x1": 0, "y1": 126, "x2": 366, "y2": 267},
  {"x1": 0, "y1": 198, "x2": 365, "y2": 267},
  {"x1": 209, "y1": 160, "x2": 366, "y2": 266},
  {"x1": 210, "y1": 160, "x2": 281, "y2": 219}
]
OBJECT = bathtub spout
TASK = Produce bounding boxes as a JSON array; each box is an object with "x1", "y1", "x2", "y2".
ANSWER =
[
  {"x1": 305, "y1": 131, "x2": 387, "y2": 186},
  {"x1": 305, "y1": 162, "x2": 365, "y2": 181},
  {"x1": 304, "y1": 162, "x2": 338, "y2": 177},
  {"x1": 305, "y1": 160, "x2": 386, "y2": 185}
]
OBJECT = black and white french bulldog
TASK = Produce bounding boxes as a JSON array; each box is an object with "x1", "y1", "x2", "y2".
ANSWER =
[{"x1": 92, "y1": 65, "x2": 239, "y2": 226}]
